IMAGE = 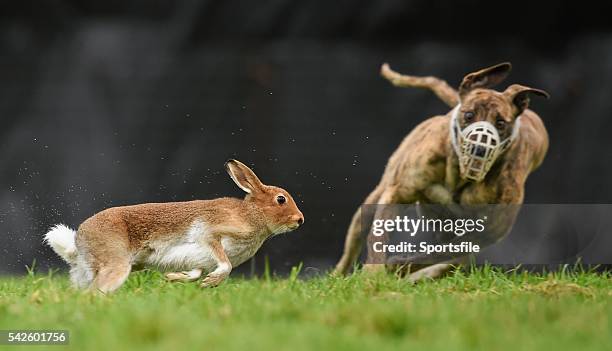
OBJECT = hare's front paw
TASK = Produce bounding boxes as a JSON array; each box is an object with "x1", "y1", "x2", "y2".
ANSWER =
[
  {"x1": 165, "y1": 269, "x2": 202, "y2": 282},
  {"x1": 200, "y1": 272, "x2": 229, "y2": 288}
]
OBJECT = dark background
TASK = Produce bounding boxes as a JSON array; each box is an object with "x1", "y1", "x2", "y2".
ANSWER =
[{"x1": 1, "y1": 1, "x2": 611, "y2": 275}]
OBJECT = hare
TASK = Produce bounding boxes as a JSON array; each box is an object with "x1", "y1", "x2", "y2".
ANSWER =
[{"x1": 44, "y1": 159, "x2": 304, "y2": 293}]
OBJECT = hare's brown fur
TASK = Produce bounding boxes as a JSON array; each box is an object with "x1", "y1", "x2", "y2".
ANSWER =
[{"x1": 46, "y1": 159, "x2": 304, "y2": 293}]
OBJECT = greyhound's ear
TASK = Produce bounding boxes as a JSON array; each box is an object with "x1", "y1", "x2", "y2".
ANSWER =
[
  {"x1": 458, "y1": 62, "x2": 512, "y2": 98},
  {"x1": 504, "y1": 84, "x2": 550, "y2": 114}
]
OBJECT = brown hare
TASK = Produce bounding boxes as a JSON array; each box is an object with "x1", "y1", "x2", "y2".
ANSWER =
[{"x1": 45, "y1": 159, "x2": 304, "y2": 293}]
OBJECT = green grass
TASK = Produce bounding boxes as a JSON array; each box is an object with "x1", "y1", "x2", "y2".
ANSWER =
[{"x1": 0, "y1": 266, "x2": 610, "y2": 351}]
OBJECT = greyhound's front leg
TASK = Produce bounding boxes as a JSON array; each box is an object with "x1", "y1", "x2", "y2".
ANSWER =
[
  {"x1": 364, "y1": 187, "x2": 401, "y2": 273},
  {"x1": 424, "y1": 184, "x2": 463, "y2": 210}
]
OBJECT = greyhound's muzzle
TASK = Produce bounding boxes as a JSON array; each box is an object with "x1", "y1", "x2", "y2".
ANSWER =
[
  {"x1": 458, "y1": 121, "x2": 502, "y2": 181},
  {"x1": 450, "y1": 104, "x2": 520, "y2": 182}
]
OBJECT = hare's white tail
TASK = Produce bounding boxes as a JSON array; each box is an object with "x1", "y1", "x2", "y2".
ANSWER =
[{"x1": 44, "y1": 224, "x2": 77, "y2": 264}]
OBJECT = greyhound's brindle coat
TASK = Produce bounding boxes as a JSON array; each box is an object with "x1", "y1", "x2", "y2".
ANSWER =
[{"x1": 334, "y1": 63, "x2": 549, "y2": 280}]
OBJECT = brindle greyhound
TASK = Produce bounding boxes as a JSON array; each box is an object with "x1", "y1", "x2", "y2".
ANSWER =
[{"x1": 334, "y1": 62, "x2": 549, "y2": 281}]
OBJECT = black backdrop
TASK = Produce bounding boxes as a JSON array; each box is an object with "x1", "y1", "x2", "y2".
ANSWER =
[{"x1": 1, "y1": 1, "x2": 611, "y2": 274}]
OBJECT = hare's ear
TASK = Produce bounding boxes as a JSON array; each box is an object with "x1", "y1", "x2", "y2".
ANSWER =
[
  {"x1": 504, "y1": 84, "x2": 550, "y2": 114},
  {"x1": 225, "y1": 159, "x2": 265, "y2": 194},
  {"x1": 459, "y1": 62, "x2": 512, "y2": 98}
]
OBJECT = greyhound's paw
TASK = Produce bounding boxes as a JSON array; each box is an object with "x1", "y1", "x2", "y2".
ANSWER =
[
  {"x1": 407, "y1": 264, "x2": 453, "y2": 284},
  {"x1": 362, "y1": 264, "x2": 386, "y2": 274}
]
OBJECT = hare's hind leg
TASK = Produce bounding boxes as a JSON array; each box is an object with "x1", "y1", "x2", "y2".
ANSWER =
[
  {"x1": 165, "y1": 269, "x2": 203, "y2": 282},
  {"x1": 69, "y1": 253, "x2": 95, "y2": 289},
  {"x1": 77, "y1": 226, "x2": 133, "y2": 293},
  {"x1": 92, "y1": 260, "x2": 131, "y2": 293}
]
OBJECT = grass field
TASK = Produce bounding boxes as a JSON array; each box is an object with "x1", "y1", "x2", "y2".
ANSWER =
[{"x1": 0, "y1": 266, "x2": 610, "y2": 351}]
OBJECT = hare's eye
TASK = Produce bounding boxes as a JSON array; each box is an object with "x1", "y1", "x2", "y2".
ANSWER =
[{"x1": 276, "y1": 195, "x2": 286, "y2": 205}]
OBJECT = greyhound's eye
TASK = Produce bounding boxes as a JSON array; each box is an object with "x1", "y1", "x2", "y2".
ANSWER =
[
  {"x1": 464, "y1": 111, "x2": 475, "y2": 122},
  {"x1": 276, "y1": 195, "x2": 286, "y2": 205},
  {"x1": 496, "y1": 118, "x2": 507, "y2": 129}
]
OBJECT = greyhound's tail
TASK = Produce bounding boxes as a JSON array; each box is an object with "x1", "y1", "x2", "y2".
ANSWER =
[
  {"x1": 380, "y1": 63, "x2": 459, "y2": 108},
  {"x1": 44, "y1": 224, "x2": 78, "y2": 265}
]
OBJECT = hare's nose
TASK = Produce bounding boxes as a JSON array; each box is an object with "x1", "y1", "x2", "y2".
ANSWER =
[{"x1": 297, "y1": 217, "x2": 304, "y2": 225}]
